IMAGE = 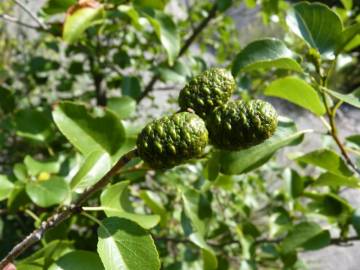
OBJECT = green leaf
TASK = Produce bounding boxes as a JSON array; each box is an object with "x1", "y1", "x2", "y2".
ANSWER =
[
  {"x1": 232, "y1": 38, "x2": 302, "y2": 76},
  {"x1": 351, "y1": 209, "x2": 360, "y2": 237},
  {"x1": 265, "y1": 76, "x2": 326, "y2": 116},
  {"x1": 121, "y1": 76, "x2": 141, "y2": 99},
  {"x1": 49, "y1": 250, "x2": 104, "y2": 270},
  {"x1": 42, "y1": 0, "x2": 76, "y2": 15},
  {"x1": 313, "y1": 172, "x2": 360, "y2": 188},
  {"x1": 0, "y1": 175, "x2": 14, "y2": 201},
  {"x1": 323, "y1": 87, "x2": 360, "y2": 109},
  {"x1": 139, "y1": 190, "x2": 167, "y2": 226},
  {"x1": 71, "y1": 151, "x2": 111, "y2": 191},
  {"x1": 100, "y1": 181, "x2": 160, "y2": 229},
  {"x1": 340, "y1": 0, "x2": 352, "y2": 10},
  {"x1": 281, "y1": 222, "x2": 330, "y2": 254},
  {"x1": 218, "y1": 118, "x2": 310, "y2": 175},
  {"x1": 134, "y1": 0, "x2": 168, "y2": 10},
  {"x1": 15, "y1": 108, "x2": 54, "y2": 142},
  {"x1": 107, "y1": 97, "x2": 136, "y2": 119},
  {"x1": 337, "y1": 23, "x2": 360, "y2": 53},
  {"x1": 285, "y1": 170, "x2": 304, "y2": 198},
  {"x1": 0, "y1": 86, "x2": 15, "y2": 114},
  {"x1": 24, "y1": 156, "x2": 61, "y2": 176},
  {"x1": 97, "y1": 217, "x2": 160, "y2": 270},
  {"x1": 296, "y1": 149, "x2": 353, "y2": 177},
  {"x1": 52, "y1": 101, "x2": 126, "y2": 157},
  {"x1": 63, "y1": 2, "x2": 104, "y2": 43},
  {"x1": 286, "y1": 2, "x2": 343, "y2": 56},
  {"x1": 189, "y1": 232, "x2": 218, "y2": 270},
  {"x1": 346, "y1": 135, "x2": 360, "y2": 147},
  {"x1": 182, "y1": 188, "x2": 212, "y2": 236},
  {"x1": 141, "y1": 8, "x2": 180, "y2": 65},
  {"x1": 26, "y1": 177, "x2": 70, "y2": 207}
]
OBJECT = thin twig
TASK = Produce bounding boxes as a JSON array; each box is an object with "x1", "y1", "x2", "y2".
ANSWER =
[
  {"x1": 0, "y1": 149, "x2": 138, "y2": 269},
  {"x1": 12, "y1": 0, "x2": 48, "y2": 30},
  {"x1": 0, "y1": 13, "x2": 40, "y2": 30},
  {"x1": 136, "y1": 3, "x2": 219, "y2": 103}
]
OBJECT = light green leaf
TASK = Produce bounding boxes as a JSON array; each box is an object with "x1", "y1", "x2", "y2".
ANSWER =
[
  {"x1": 134, "y1": 0, "x2": 168, "y2": 10},
  {"x1": 42, "y1": 0, "x2": 76, "y2": 15},
  {"x1": 218, "y1": 118, "x2": 310, "y2": 175},
  {"x1": 15, "y1": 108, "x2": 54, "y2": 142},
  {"x1": 49, "y1": 250, "x2": 104, "y2": 270},
  {"x1": 286, "y1": 2, "x2": 343, "y2": 56},
  {"x1": 118, "y1": 5, "x2": 142, "y2": 29},
  {"x1": 189, "y1": 233, "x2": 218, "y2": 270},
  {"x1": 337, "y1": 23, "x2": 360, "y2": 53},
  {"x1": 52, "y1": 101, "x2": 126, "y2": 157},
  {"x1": 100, "y1": 181, "x2": 160, "y2": 229},
  {"x1": 265, "y1": 76, "x2": 326, "y2": 116},
  {"x1": 296, "y1": 148, "x2": 353, "y2": 177},
  {"x1": 281, "y1": 222, "x2": 330, "y2": 254},
  {"x1": 107, "y1": 97, "x2": 136, "y2": 119},
  {"x1": 141, "y1": 8, "x2": 180, "y2": 65},
  {"x1": 313, "y1": 172, "x2": 360, "y2": 188},
  {"x1": 232, "y1": 38, "x2": 302, "y2": 76},
  {"x1": 0, "y1": 175, "x2": 14, "y2": 201},
  {"x1": 24, "y1": 156, "x2": 60, "y2": 176},
  {"x1": 97, "y1": 217, "x2": 160, "y2": 270},
  {"x1": 323, "y1": 87, "x2": 360, "y2": 108},
  {"x1": 71, "y1": 151, "x2": 111, "y2": 191},
  {"x1": 26, "y1": 177, "x2": 70, "y2": 207},
  {"x1": 340, "y1": 0, "x2": 352, "y2": 10},
  {"x1": 63, "y1": 2, "x2": 104, "y2": 43},
  {"x1": 139, "y1": 190, "x2": 167, "y2": 226}
]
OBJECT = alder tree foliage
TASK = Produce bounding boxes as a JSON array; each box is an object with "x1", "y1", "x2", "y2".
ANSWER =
[{"x1": 0, "y1": 0, "x2": 360, "y2": 269}]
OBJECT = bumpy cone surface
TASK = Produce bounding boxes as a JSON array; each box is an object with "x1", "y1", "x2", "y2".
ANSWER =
[
  {"x1": 178, "y1": 68, "x2": 236, "y2": 118},
  {"x1": 137, "y1": 112, "x2": 209, "y2": 169},
  {"x1": 206, "y1": 100, "x2": 278, "y2": 150}
]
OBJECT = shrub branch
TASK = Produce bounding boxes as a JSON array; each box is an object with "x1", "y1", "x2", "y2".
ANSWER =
[{"x1": 0, "y1": 149, "x2": 138, "y2": 269}]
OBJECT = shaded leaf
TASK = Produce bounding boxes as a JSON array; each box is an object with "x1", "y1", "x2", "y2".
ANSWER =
[
  {"x1": 189, "y1": 232, "x2": 218, "y2": 270},
  {"x1": 313, "y1": 172, "x2": 360, "y2": 188},
  {"x1": 97, "y1": 217, "x2": 160, "y2": 270},
  {"x1": 218, "y1": 118, "x2": 309, "y2": 175},
  {"x1": 49, "y1": 250, "x2": 104, "y2": 270},
  {"x1": 24, "y1": 156, "x2": 61, "y2": 176},
  {"x1": 0, "y1": 86, "x2": 15, "y2": 114},
  {"x1": 265, "y1": 76, "x2": 326, "y2": 116},
  {"x1": 121, "y1": 76, "x2": 141, "y2": 99},
  {"x1": 42, "y1": 0, "x2": 76, "y2": 15},
  {"x1": 232, "y1": 38, "x2": 302, "y2": 76}
]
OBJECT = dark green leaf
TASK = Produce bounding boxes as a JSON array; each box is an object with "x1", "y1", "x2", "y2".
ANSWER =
[
  {"x1": 49, "y1": 250, "x2": 104, "y2": 270},
  {"x1": 121, "y1": 76, "x2": 141, "y2": 99},
  {"x1": 218, "y1": 118, "x2": 309, "y2": 175},
  {"x1": 232, "y1": 38, "x2": 302, "y2": 76},
  {"x1": 52, "y1": 101, "x2": 126, "y2": 157},
  {"x1": 97, "y1": 217, "x2": 160, "y2": 270},
  {"x1": 285, "y1": 170, "x2": 304, "y2": 198},
  {"x1": 265, "y1": 76, "x2": 326, "y2": 116},
  {"x1": 42, "y1": 0, "x2": 76, "y2": 15},
  {"x1": 0, "y1": 86, "x2": 15, "y2": 114},
  {"x1": 286, "y1": 2, "x2": 343, "y2": 56},
  {"x1": 351, "y1": 209, "x2": 360, "y2": 237}
]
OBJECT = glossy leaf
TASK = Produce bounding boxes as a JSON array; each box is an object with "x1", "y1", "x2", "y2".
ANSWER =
[
  {"x1": 218, "y1": 118, "x2": 310, "y2": 175},
  {"x1": 107, "y1": 97, "x2": 136, "y2": 119},
  {"x1": 141, "y1": 8, "x2": 180, "y2": 65},
  {"x1": 63, "y1": 1, "x2": 104, "y2": 43},
  {"x1": 265, "y1": 76, "x2": 326, "y2": 116},
  {"x1": 0, "y1": 175, "x2": 14, "y2": 201},
  {"x1": 97, "y1": 217, "x2": 160, "y2": 270},
  {"x1": 49, "y1": 250, "x2": 104, "y2": 270},
  {"x1": 52, "y1": 101, "x2": 126, "y2": 157},
  {"x1": 26, "y1": 177, "x2": 70, "y2": 208},
  {"x1": 286, "y1": 2, "x2": 343, "y2": 55},
  {"x1": 281, "y1": 222, "x2": 330, "y2": 254},
  {"x1": 232, "y1": 38, "x2": 302, "y2": 76},
  {"x1": 71, "y1": 151, "x2": 111, "y2": 191},
  {"x1": 100, "y1": 181, "x2": 160, "y2": 229},
  {"x1": 323, "y1": 87, "x2": 360, "y2": 108},
  {"x1": 313, "y1": 172, "x2": 360, "y2": 188},
  {"x1": 296, "y1": 149, "x2": 353, "y2": 177}
]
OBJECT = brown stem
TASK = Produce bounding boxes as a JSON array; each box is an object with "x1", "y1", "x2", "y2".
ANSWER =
[
  {"x1": 136, "y1": 3, "x2": 218, "y2": 103},
  {"x1": 0, "y1": 149, "x2": 138, "y2": 269}
]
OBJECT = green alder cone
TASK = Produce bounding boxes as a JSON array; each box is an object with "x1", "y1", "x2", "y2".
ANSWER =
[
  {"x1": 178, "y1": 68, "x2": 236, "y2": 118},
  {"x1": 206, "y1": 99, "x2": 278, "y2": 150},
  {"x1": 137, "y1": 112, "x2": 209, "y2": 169}
]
